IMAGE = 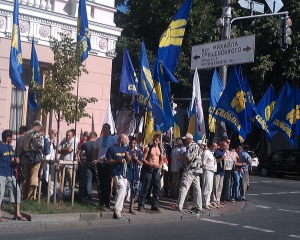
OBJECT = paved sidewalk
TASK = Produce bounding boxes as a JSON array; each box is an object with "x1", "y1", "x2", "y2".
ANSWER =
[{"x1": 0, "y1": 196, "x2": 245, "y2": 232}]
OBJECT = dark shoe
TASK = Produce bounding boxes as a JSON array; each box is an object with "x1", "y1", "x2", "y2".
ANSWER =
[
  {"x1": 235, "y1": 198, "x2": 242, "y2": 201},
  {"x1": 138, "y1": 208, "x2": 145, "y2": 212},
  {"x1": 151, "y1": 207, "x2": 161, "y2": 212}
]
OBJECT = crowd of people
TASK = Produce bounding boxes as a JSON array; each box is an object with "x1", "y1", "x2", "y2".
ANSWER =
[{"x1": 0, "y1": 121, "x2": 252, "y2": 221}]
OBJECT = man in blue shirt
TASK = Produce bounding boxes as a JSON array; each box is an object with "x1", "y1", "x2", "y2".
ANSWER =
[
  {"x1": 106, "y1": 134, "x2": 129, "y2": 219},
  {"x1": 0, "y1": 130, "x2": 26, "y2": 221},
  {"x1": 237, "y1": 144, "x2": 251, "y2": 200},
  {"x1": 125, "y1": 137, "x2": 143, "y2": 215}
]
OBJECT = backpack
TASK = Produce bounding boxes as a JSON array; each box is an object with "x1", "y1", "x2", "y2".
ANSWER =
[{"x1": 43, "y1": 136, "x2": 51, "y2": 155}]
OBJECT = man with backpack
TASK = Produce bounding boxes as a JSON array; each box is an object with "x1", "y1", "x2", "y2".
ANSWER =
[{"x1": 138, "y1": 134, "x2": 163, "y2": 212}]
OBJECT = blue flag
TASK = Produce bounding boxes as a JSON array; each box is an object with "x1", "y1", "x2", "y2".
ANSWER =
[
  {"x1": 120, "y1": 48, "x2": 138, "y2": 95},
  {"x1": 158, "y1": 0, "x2": 192, "y2": 73},
  {"x1": 253, "y1": 85, "x2": 277, "y2": 137},
  {"x1": 152, "y1": 58, "x2": 174, "y2": 132},
  {"x1": 152, "y1": 101, "x2": 168, "y2": 133},
  {"x1": 137, "y1": 40, "x2": 158, "y2": 110},
  {"x1": 9, "y1": 0, "x2": 25, "y2": 91},
  {"x1": 132, "y1": 95, "x2": 139, "y2": 114},
  {"x1": 268, "y1": 82, "x2": 292, "y2": 140},
  {"x1": 208, "y1": 69, "x2": 224, "y2": 133},
  {"x1": 212, "y1": 67, "x2": 250, "y2": 140},
  {"x1": 243, "y1": 76, "x2": 255, "y2": 133},
  {"x1": 269, "y1": 88, "x2": 300, "y2": 146},
  {"x1": 77, "y1": 0, "x2": 91, "y2": 62},
  {"x1": 28, "y1": 38, "x2": 42, "y2": 110}
]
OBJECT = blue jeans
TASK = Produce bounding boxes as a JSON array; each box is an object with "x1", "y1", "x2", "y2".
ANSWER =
[
  {"x1": 232, "y1": 171, "x2": 241, "y2": 199},
  {"x1": 138, "y1": 167, "x2": 161, "y2": 209}
]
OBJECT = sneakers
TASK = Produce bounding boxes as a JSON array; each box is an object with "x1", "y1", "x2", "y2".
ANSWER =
[{"x1": 114, "y1": 210, "x2": 123, "y2": 219}]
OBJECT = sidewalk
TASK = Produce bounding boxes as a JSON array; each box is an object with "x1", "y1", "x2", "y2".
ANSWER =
[{"x1": 0, "y1": 196, "x2": 246, "y2": 232}]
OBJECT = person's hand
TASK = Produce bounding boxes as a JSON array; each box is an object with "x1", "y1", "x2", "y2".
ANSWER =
[
  {"x1": 14, "y1": 157, "x2": 20, "y2": 164},
  {"x1": 120, "y1": 159, "x2": 126, "y2": 163},
  {"x1": 92, "y1": 160, "x2": 97, "y2": 165},
  {"x1": 132, "y1": 151, "x2": 136, "y2": 158}
]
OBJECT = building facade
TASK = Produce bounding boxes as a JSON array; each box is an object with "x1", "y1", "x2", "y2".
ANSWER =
[{"x1": 0, "y1": 0, "x2": 122, "y2": 140}]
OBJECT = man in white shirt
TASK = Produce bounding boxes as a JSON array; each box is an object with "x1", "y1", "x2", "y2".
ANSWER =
[
  {"x1": 201, "y1": 141, "x2": 218, "y2": 210},
  {"x1": 94, "y1": 123, "x2": 117, "y2": 209},
  {"x1": 58, "y1": 130, "x2": 78, "y2": 190}
]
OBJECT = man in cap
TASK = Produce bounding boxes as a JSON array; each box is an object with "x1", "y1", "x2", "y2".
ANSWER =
[
  {"x1": 20, "y1": 120, "x2": 44, "y2": 200},
  {"x1": 174, "y1": 133, "x2": 202, "y2": 213}
]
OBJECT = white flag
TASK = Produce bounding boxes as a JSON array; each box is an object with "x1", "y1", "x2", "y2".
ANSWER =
[
  {"x1": 190, "y1": 68, "x2": 206, "y2": 139},
  {"x1": 104, "y1": 100, "x2": 117, "y2": 134}
]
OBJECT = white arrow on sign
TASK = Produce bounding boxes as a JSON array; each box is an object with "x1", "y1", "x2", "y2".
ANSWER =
[
  {"x1": 191, "y1": 35, "x2": 255, "y2": 70},
  {"x1": 238, "y1": 0, "x2": 265, "y2": 13},
  {"x1": 265, "y1": 0, "x2": 283, "y2": 13}
]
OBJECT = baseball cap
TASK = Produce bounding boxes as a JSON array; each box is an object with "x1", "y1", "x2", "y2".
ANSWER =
[
  {"x1": 33, "y1": 120, "x2": 43, "y2": 127},
  {"x1": 182, "y1": 133, "x2": 193, "y2": 139}
]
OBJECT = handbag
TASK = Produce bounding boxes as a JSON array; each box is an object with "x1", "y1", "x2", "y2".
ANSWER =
[
  {"x1": 25, "y1": 151, "x2": 42, "y2": 165},
  {"x1": 16, "y1": 166, "x2": 26, "y2": 182}
]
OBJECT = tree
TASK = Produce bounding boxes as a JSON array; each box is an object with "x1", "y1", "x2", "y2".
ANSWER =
[{"x1": 32, "y1": 33, "x2": 97, "y2": 148}]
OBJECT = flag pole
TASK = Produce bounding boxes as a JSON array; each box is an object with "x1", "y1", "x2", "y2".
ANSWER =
[{"x1": 14, "y1": 88, "x2": 19, "y2": 217}]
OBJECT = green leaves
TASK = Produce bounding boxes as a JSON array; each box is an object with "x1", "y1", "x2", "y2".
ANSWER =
[{"x1": 32, "y1": 33, "x2": 97, "y2": 125}]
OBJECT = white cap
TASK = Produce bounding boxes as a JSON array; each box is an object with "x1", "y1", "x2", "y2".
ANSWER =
[{"x1": 182, "y1": 133, "x2": 193, "y2": 139}]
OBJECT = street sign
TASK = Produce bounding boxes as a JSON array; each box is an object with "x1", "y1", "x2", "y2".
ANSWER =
[
  {"x1": 265, "y1": 0, "x2": 283, "y2": 13},
  {"x1": 191, "y1": 35, "x2": 255, "y2": 70},
  {"x1": 238, "y1": 0, "x2": 264, "y2": 13}
]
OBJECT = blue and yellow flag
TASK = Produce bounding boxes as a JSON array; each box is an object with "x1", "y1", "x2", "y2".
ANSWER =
[
  {"x1": 28, "y1": 38, "x2": 42, "y2": 110},
  {"x1": 9, "y1": 0, "x2": 25, "y2": 91},
  {"x1": 212, "y1": 67, "x2": 250, "y2": 140},
  {"x1": 152, "y1": 57, "x2": 174, "y2": 130},
  {"x1": 268, "y1": 82, "x2": 292, "y2": 141},
  {"x1": 173, "y1": 113, "x2": 181, "y2": 139},
  {"x1": 137, "y1": 40, "x2": 158, "y2": 110},
  {"x1": 188, "y1": 98, "x2": 201, "y2": 141},
  {"x1": 77, "y1": 0, "x2": 91, "y2": 62},
  {"x1": 158, "y1": 0, "x2": 192, "y2": 73},
  {"x1": 208, "y1": 69, "x2": 223, "y2": 133},
  {"x1": 120, "y1": 48, "x2": 138, "y2": 95},
  {"x1": 253, "y1": 85, "x2": 277, "y2": 137},
  {"x1": 269, "y1": 88, "x2": 300, "y2": 146}
]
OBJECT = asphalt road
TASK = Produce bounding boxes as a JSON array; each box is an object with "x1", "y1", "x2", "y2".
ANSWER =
[{"x1": 1, "y1": 175, "x2": 299, "y2": 240}]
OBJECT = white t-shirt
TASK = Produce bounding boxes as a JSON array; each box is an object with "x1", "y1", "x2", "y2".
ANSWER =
[{"x1": 95, "y1": 135, "x2": 118, "y2": 163}]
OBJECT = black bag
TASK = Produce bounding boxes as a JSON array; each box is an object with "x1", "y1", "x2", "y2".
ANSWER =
[
  {"x1": 17, "y1": 166, "x2": 26, "y2": 182},
  {"x1": 25, "y1": 151, "x2": 42, "y2": 165}
]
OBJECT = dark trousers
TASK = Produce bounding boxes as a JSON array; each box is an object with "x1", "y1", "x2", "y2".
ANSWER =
[
  {"x1": 80, "y1": 162, "x2": 101, "y2": 200},
  {"x1": 97, "y1": 163, "x2": 111, "y2": 206},
  {"x1": 221, "y1": 170, "x2": 232, "y2": 201},
  {"x1": 163, "y1": 171, "x2": 172, "y2": 197},
  {"x1": 138, "y1": 167, "x2": 161, "y2": 209}
]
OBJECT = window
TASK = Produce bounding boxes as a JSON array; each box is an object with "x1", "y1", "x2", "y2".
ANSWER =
[{"x1": 9, "y1": 67, "x2": 42, "y2": 133}]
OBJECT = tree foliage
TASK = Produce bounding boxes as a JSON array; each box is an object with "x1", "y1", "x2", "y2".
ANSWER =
[
  {"x1": 113, "y1": 0, "x2": 300, "y2": 111},
  {"x1": 32, "y1": 33, "x2": 98, "y2": 125}
]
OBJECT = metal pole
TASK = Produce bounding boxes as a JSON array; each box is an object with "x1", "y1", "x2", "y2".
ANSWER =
[
  {"x1": 216, "y1": 0, "x2": 232, "y2": 140},
  {"x1": 219, "y1": 0, "x2": 232, "y2": 87}
]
